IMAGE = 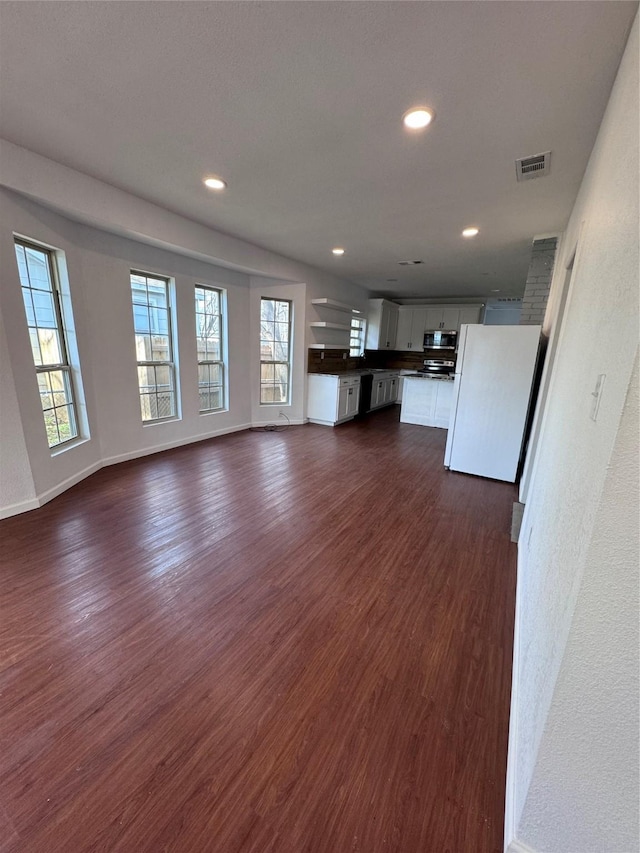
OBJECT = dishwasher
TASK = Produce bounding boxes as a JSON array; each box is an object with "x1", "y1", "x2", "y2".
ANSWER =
[{"x1": 357, "y1": 372, "x2": 374, "y2": 415}]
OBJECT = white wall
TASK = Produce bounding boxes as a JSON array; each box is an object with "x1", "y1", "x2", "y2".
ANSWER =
[
  {"x1": 0, "y1": 303, "x2": 37, "y2": 516},
  {"x1": 519, "y1": 352, "x2": 639, "y2": 852},
  {"x1": 506, "y1": 13, "x2": 639, "y2": 852},
  {"x1": 0, "y1": 147, "x2": 369, "y2": 516},
  {"x1": 1, "y1": 193, "x2": 104, "y2": 510}
]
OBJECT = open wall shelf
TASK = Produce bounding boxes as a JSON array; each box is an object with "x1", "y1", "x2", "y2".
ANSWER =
[
  {"x1": 311, "y1": 298, "x2": 361, "y2": 314},
  {"x1": 308, "y1": 343, "x2": 350, "y2": 350},
  {"x1": 309, "y1": 321, "x2": 351, "y2": 330}
]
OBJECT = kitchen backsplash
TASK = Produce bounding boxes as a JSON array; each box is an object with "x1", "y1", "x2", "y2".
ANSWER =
[
  {"x1": 307, "y1": 348, "x2": 456, "y2": 374},
  {"x1": 307, "y1": 349, "x2": 364, "y2": 373}
]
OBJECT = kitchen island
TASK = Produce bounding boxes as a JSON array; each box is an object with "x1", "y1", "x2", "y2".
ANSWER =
[{"x1": 400, "y1": 374, "x2": 454, "y2": 428}]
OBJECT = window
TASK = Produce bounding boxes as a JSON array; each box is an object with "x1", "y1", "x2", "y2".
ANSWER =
[
  {"x1": 195, "y1": 285, "x2": 226, "y2": 412},
  {"x1": 130, "y1": 272, "x2": 177, "y2": 422},
  {"x1": 260, "y1": 298, "x2": 292, "y2": 404},
  {"x1": 350, "y1": 316, "x2": 366, "y2": 357},
  {"x1": 14, "y1": 239, "x2": 79, "y2": 448}
]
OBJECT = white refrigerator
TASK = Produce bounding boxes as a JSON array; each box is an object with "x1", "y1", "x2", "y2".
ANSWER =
[{"x1": 444, "y1": 324, "x2": 541, "y2": 482}]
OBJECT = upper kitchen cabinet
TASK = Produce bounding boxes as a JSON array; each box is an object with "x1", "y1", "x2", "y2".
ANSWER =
[
  {"x1": 366, "y1": 299, "x2": 399, "y2": 350},
  {"x1": 425, "y1": 304, "x2": 484, "y2": 332},
  {"x1": 457, "y1": 305, "x2": 483, "y2": 327},
  {"x1": 424, "y1": 305, "x2": 458, "y2": 330},
  {"x1": 395, "y1": 307, "x2": 427, "y2": 352}
]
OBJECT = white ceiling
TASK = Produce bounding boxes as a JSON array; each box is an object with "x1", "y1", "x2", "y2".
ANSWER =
[{"x1": 0, "y1": 1, "x2": 636, "y2": 299}]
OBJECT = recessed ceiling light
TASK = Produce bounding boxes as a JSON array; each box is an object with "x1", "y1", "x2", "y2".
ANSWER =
[
  {"x1": 204, "y1": 176, "x2": 227, "y2": 190},
  {"x1": 491, "y1": 289, "x2": 501, "y2": 292},
  {"x1": 403, "y1": 107, "x2": 435, "y2": 130},
  {"x1": 332, "y1": 247, "x2": 345, "y2": 256},
  {"x1": 462, "y1": 227, "x2": 479, "y2": 238},
  {"x1": 387, "y1": 279, "x2": 398, "y2": 282}
]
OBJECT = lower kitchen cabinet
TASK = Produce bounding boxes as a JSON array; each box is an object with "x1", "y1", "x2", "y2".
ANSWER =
[
  {"x1": 400, "y1": 376, "x2": 454, "y2": 428},
  {"x1": 370, "y1": 373, "x2": 399, "y2": 410},
  {"x1": 307, "y1": 374, "x2": 361, "y2": 426}
]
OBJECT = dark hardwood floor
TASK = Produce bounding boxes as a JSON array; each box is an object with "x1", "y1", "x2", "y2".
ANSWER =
[{"x1": 0, "y1": 408, "x2": 517, "y2": 853}]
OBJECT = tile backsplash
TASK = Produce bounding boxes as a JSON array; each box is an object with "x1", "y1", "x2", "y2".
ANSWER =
[{"x1": 307, "y1": 348, "x2": 456, "y2": 373}]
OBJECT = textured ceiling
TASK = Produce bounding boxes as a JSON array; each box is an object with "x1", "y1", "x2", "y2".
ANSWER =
[{"x1": 0, "y1": 1, "x2": 636, "y2": 298}]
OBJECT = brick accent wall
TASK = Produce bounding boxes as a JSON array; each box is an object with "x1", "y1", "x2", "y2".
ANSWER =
[{"x1": 519, "y1": 237, "x2": 558, "y2": 325}]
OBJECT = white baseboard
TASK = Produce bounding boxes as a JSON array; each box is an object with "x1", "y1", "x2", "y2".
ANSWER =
[
  {"x1": 101, "y1": 422, "x2": 253, "y2": 467},
  {"x1": 306, "y1": 417, "x2": 334, "y2": 427},
  {"x1": 508, "y1": 839, "x2": 537, "y2": 853},
  {"x1": 1, "y1": 423, "x2": 255, "y2": 518},
  {"x1": 504, "y1": 547, "x2": 524, "y2": 851},
  {"x1": 36, "y1": 460, "x2": 103, "y2": 508},
  {"x1": 1, "y1": 419, "x2": 313, "y2": 518},
  {"x1": 0, "y1": 495, "x2": 40, "y2": 519},
  {"x1": 1, "y1": 459, "x2": 103, "y2": 517},
  {"x1": 251, "y1": 418, "x2": 307, "y2": 427}
]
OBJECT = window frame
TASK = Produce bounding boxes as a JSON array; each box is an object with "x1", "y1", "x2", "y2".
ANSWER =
[
  {"x1": 195, "y1": 284, "x2": 227, "y2": 414},
  {"x1": 350, "y1": 316, "x2": 366, "y2": 357},
  {"x1": 130, "y1": 270, "x2": 179, "y2": 424},
  {"x1": 259, "y1": 297, "x2": 293, "y2": 406},
  {"x1": 14, "y1": 238, "x2": 80, "y2": 449}
]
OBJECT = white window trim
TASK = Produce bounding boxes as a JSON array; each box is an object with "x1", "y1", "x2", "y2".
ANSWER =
[
  {"x1": 350, "y1": 316, "x2": 366, "y2": 357},
  {"x1": 260, "y1": 297, "x2": 293, "y2": 406},
  {"x1": 130, "y1": 270, "x2": 180, "y2": 424},
  {"x1": 14, "y1": 237, "x2": 82, "y2": 450},
  {"x1": 195, "y1": 284, "x2": 227, "y2": 414}
]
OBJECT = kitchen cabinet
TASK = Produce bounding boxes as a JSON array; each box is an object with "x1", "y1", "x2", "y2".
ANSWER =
[
  {"x1": 424, "y1": 304, "x2": 460, "y2": 331},
  {"x1": 457, "y1": 305, "x2": 483, "y2": 327},
  {"x1": 366, "y1": 299, "x2": 399, "y2": 350},
  {"x1": 396, "y1": 369, "x2": 422, "y2": 403},
  {"x1": 307, "y1": 374, "x2": 361, "y2": 426},
  {"x1": 395, "y1": 307, "x2": 427, "y2": 351},
  {"x1": 424, "y1": 304, "x2": 483, "y2": 332},
  {"x1": 371, "y1": 301, "x2": 481, "y2": 349},
  {"x1": 424, "y1": 306, "x2": 448, "y2": 331},
  {"x1": 370, "y1": 371, "x2": 399, "y2": 410},
  {"x1": 400, "y1": 376, "x2": 454, "y2": 428}
]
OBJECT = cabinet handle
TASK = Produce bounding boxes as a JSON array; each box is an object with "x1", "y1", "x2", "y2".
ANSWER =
[{"x1": 348, "y1": 389, "x2": 353, "y2": 395}]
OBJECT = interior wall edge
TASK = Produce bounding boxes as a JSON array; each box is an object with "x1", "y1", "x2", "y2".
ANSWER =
[{"x1": 507, "y1": 839, "x2": 537, "y2": 853}]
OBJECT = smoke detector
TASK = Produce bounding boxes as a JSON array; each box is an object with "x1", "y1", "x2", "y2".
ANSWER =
[
  {"x1": 398, "y1": 260, "x2": 424, "y2": 266},
  {"x1": 516, "y1": 151, "x2": 551, "y2": 181}
]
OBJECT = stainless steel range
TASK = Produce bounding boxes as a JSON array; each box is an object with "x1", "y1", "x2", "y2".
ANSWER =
[{"x1": 421, "y1": 358, "x2": 455, "y2": 376}]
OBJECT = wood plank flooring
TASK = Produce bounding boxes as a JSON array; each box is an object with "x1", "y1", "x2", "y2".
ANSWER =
[{"x1": 0, "y1": 408, "x2": 517, "y2": 852}]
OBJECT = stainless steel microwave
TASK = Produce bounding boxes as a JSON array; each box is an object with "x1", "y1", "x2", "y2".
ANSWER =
[{"x1": 424, "y1": 330, "x2": 457, "y2": 350}]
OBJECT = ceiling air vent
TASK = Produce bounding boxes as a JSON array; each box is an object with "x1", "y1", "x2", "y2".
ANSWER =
[
  {"x1": 398, "y1": 260, "x2": 424, "y2": 266},
  {"x1": 516, "y1": 151, "x2": 551, "y2": 182}
]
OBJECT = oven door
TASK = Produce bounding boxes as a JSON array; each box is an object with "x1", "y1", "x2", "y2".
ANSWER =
[{"x1": 422, "y1": 359, "x2": 455, "y2": 375}]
